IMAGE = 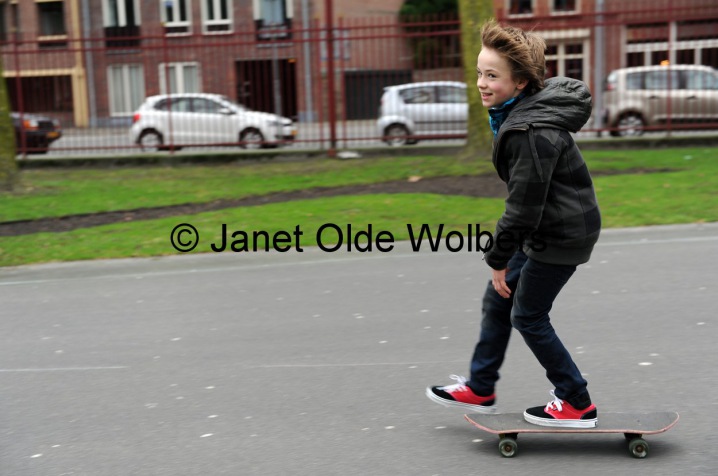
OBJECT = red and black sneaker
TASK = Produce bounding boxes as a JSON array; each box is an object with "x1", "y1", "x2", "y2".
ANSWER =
[
  {"x1": 426, "y1": 375, "x2": 497, "y2": 413},
  {"x1": 524, "y1": 390, "x2": 598, "y2": 428}
]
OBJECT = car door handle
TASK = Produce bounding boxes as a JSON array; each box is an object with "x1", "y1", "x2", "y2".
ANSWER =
[
  {"x1": 686, "y1": 96, "x2": 697, "y2": 100},
  {"x1": 648, "y1": 95, "x2": 660, "y2": 99}
]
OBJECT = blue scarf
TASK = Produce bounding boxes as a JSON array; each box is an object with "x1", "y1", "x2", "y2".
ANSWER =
[{"x1": 488, "y1": 93, "x2": 525, "y2": 137}]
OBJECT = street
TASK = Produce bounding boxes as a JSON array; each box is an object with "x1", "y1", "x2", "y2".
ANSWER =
[{"x1": 1, "y1": 223, "x2": 716, "y2": 475}]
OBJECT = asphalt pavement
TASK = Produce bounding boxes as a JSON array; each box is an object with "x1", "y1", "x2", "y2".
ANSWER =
[{"x1": 1, "y1": 223, "x2": 716, "y2": 475}]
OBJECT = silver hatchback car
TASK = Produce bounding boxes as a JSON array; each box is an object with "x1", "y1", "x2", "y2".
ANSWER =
[
  {"x1": 603, "y1": 64, "x2": 718, "y2": 136},
  {"x1": 377, "y1": 81, "x2": 467, "y2": 146}
]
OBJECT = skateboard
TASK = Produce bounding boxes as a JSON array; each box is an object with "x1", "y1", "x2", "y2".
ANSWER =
[{"x1": 464, "y1": 411, "x2": 679, "y2": 458}]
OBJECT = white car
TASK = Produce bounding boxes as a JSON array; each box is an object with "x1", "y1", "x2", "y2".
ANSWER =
[
  {"x1": 130, "y1": 93, "x2": 296, "y2": 151},
  {"x1": 377, "y1": 81, "x2": 468, "y2": 146}
]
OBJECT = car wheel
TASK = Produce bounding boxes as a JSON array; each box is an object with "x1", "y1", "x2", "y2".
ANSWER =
[
  {"x1": 384, "y1": 124, "x2": 411, "y2": 146},
  {"x1": 616, "y1": 113, "x2": 645, "y2": 137},
  {"x1": 138, "y1": 130, "x2": 163, "y2": 152},
  {"x1": 240, "y1": 128, "x2": 265, "y2": 149}
]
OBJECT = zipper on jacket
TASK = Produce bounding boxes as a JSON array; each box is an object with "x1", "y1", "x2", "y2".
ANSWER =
[{"x1": 527, "y1": 125, "x2": 545, "y2": 182}]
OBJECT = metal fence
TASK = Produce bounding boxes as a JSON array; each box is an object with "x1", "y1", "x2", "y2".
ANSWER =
[{"x1": 3, "y1": 0, "x2": 718, "y2": 157}]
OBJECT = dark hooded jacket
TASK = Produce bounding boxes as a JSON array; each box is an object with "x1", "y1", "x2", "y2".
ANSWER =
[{"x1": 483, "y1": 77, "x2": 601, "y2": 270}]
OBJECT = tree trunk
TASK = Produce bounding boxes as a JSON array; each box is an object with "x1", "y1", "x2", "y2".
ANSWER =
[
  {"x1": 457, "y1": 0, "x2": 495, "y2": 160},
  {"x1": 0, "y1": 57, "x2": 17, "y2": 191}
]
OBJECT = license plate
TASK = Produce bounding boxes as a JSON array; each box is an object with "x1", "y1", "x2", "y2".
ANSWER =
[{"x1": 47, "y1": 131, "x2": 60, "y2": 139}]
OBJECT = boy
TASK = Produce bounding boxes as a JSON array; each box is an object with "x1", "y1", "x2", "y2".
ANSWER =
[{"x1": 426, "y1": 21, "x2": 601, "y2": 428}]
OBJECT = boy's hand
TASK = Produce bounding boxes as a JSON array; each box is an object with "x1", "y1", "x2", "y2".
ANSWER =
[{"x1": 492, "y1": 268, "x2": 512, "y2": 298}]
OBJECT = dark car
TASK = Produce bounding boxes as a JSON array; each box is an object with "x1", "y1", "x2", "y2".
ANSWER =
[{"x1": 11, "y1": 112, "x2": 62, "y2": 154}]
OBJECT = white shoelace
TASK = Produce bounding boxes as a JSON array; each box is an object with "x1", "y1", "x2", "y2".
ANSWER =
[
  {"x1": 440, "y1": 374, "x2": 469, "y2": 392},
  {"x1": 545, "y1": 390, "x2": 564, "y2": 412}
]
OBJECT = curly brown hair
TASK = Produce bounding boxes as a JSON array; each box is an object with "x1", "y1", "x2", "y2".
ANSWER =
[{"x1": 480, "y1": 20, "x2": 546, "y2": 95}]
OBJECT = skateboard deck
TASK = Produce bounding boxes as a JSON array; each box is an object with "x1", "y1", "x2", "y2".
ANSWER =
[{"x1": 465, "y1": 411, "x2": 679, "y2": 458}]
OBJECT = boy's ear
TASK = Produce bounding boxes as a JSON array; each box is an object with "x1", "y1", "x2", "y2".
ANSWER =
[{"x1": 515, "y1": 78, "x2": 529, "y2": 91}]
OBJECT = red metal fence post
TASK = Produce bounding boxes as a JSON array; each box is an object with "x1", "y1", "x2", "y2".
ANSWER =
[
  {"x1": 12, "y1": 34, "x2": 25, "y2": 159},
  {"x1": 325, "y1": 0, "x2": 337, "y2": 156}
]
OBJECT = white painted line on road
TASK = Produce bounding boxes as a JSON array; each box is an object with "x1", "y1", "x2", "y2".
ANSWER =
[
  {"x1": 597, "y1": 236, "x2": 718, "y2": 247},
  {"x1": 0, "y1": 366, "x2": 128, "y2": 373},
  {"x1": 252, "y1": 360, "x2": 465, "y2": 369},
  {"x1": 0, "y1": 252, "x2": 425, "y2": 287}
]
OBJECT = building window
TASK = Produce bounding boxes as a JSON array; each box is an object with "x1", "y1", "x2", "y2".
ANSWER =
[
  {"x1": 545, "y1": 42, "x2": 585, "y2": 81},
  {"x1": 626, "y1": 20, "x2": 718, "y2": 68},
  {"x1": 159, "y1": 63, "x2": 200, "y2": 94},
  {"x1": 702, "y1": 48, "x2": 718, "y2": 68},
  {"x1": 0, "y1": 2, "x2": 19, "y2": 42},
  {"x1": 627, "y1": 52, "x2": 643, "y2": 67},
  {"x1": 202, "y1": 0, "x2": 232, "y2": 34},
  {"x1": 676, "y1": 49, "x2": 695, "y2": 65},
  {"x1": 253, "y1": 0, "x2": 293, "y2": 41},
  {"x1": 552, "y1": 0, "x2": 576, "y2": 14},
  {"x1": 626, "y1": 23, "x2": 668, "y2": 45},
  {"x1": 677, "y1": 19, "x2": 718, "y2": 42},
  {"x1": 37, "y1": 0, "x2": 67, "y2": 47},
  {"x1": 9, "y1": 2, "x2": 19, "y2": 41},
  {"x1": 650, "y1": 50, "x2": 669, "y2": 65},
  {"x1": 0, "y1": 2, "x2": 6, "y2": 43},
  {"x1": 161, "y1": 0, "x2": 191, "y2": 35},
  {"x1": 104, "y1": 0, "x2": 141, "y2": 47},
  {"x1": 108, "y1": 64, "x2": 145, "y2": 115},
  {"x1": 508, "y1": 0, "x2": 533, "y2": 16},
  {"x1": 38, "y1": 0, "x2": 65, "y2": 36}
]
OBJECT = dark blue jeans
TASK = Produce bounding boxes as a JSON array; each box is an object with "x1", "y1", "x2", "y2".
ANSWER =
[{"x1": 469, "y1": 251, "x2": 589, "y2": 404}]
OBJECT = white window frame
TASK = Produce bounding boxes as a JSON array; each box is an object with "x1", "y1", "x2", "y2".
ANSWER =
[
  {"x1": 624, "y1": 20, "x2": 718, "y2": 67},
  {"x1": 160, "y1": 0, "x2": 192, "y2": 36},
  {"x1": 539, "y1": 29, "x2": 591, "y2": 83},
  {"x1": 107, "y1": 64, "x2": 145, "y2": 116},
  {"x1": 103, "y1": 0, "x2": 141, "y2": 27},
  {"x1": 201, "y1": 0, "x2": 232, "y2": 34},
  {"x1": 546, "y1": 41, "x2": 589, "y2": 82},
  {"x1": 158, "y1": 62, "x2": 201, "y2": 95},
  {"x1": 626, "y1": 38, "x2": 718, "y2": 67}
]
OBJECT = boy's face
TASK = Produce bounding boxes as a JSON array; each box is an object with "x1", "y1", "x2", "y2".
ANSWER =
[{"x1": 476, "y1": 47, "x2": 528, "y2": 108}]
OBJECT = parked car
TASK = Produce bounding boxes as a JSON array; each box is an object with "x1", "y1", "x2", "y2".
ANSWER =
[
  {"x1": 603, "y1": 64, "x2": 718, "y2": 137},
  {"x1": 377, "y1": 81, "x2": 467, "y2": 146},
  {"x1": 129, "y1": 93, "x2": 296, "y2": 151},
  {"x1": 11, "y1": 112, "x2": 62, "y2": 154}
]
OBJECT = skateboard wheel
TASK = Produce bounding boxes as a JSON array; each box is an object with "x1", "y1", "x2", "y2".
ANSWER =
[
  {"x1": 628, "y1": 438, "x2": 649, "y2": 458},
  {"x1": 498, "y1": 437, "x2": 518, "y2": 458}
]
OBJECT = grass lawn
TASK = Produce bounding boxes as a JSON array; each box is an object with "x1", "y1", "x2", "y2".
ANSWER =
[{"x1": 1, "y1": 147, "x2": 716, "y2": 267}]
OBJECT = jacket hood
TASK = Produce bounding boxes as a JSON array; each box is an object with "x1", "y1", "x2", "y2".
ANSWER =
[{"x1": 502, "y1": 77, "x2": 592, "y2": 133}]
